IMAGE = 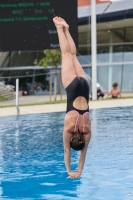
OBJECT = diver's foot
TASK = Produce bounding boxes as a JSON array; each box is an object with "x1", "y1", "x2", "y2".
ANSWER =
[
  {"x1": 58, "y1": 17, "x2": 69, "y2": 29},
  {"x1": 53, "y1": 16, "x2": 64, "y2": 28}
]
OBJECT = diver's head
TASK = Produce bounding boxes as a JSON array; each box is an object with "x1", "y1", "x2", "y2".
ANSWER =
[{"x1": 70, "y1": 129, "x2": 85, "y2": 151}]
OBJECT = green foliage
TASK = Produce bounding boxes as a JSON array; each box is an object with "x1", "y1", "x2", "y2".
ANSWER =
[
  {"x1": 34, "y1": 49, "x2": 62, "y2": 68},
  {"x1": 0, "y1": 96, "x2": 7, "y2": 101}
]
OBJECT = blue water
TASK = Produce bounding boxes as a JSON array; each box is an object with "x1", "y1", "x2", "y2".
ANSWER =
[{"x1": 0, "y1": 107, "x2": 133, "y2": 200}]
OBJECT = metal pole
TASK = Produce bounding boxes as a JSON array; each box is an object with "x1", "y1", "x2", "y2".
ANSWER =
[
  {"x1": 91, "y1": 0, "x2": 97, "y2": 100},
  {"x1": 16, "y1": 79, "x2": 19, "y2": 115},
  {"x1": 49, "y1": 73, "x2": 52, "y2": 102},
  {"x1": 32, "y1": 69, "x2": 35, "y2": 95},
  {"x1": 108, "y1": 30, "x2": 113, "y2": 92}
]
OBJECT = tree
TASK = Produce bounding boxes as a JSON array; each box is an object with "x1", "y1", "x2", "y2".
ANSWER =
[{"x1": 34, "y1": 49, "x2": 62, "y2": 101}]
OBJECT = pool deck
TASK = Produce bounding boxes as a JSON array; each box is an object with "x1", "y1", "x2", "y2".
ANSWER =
[{"x1": 0, "y1": 95, "x2": 133, "y2": 116}]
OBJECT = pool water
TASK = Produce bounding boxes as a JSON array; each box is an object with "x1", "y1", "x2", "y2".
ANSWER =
[{"x1": 0, "y1": 107, "x2": 133, "y2": 200}]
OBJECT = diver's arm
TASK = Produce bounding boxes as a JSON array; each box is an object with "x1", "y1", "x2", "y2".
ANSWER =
[
  {"x1": 63, "y1": 130, "x2": 81, "y2": 178},
  {"x1": 63, "y1": 130, "x2": 83, "y2": 179},
  {"x1": 78, "y1": 132, "x2": 91, "y2": 173},
  {"x1": 63, "y1": 130, "x2": 72, "y2": 173}
]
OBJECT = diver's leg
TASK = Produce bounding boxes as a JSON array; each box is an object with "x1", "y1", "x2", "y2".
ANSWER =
[
  {"x1": 58, "y1": 17, "x2": 87, "y2": 80},
  {"x1": 53, "y1": 17, "x2": 76, "y2": 88}
]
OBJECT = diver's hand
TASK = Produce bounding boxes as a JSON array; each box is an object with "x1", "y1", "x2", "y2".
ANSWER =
[{"x1": 67, "y1": 170, "x2": 81, "y2": 179}]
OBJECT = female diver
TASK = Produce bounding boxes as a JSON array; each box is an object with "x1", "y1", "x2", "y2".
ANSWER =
[{"x1": 53, "y1": 17, "x2": 91, "y2": 179}]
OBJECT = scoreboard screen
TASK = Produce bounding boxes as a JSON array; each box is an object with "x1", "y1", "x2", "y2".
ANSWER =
[{"x1": 0, "y1": 0, "x2": 78, "y2": 51}]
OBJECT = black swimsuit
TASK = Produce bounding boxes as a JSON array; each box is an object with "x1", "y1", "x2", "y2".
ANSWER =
[{"x1": 65, "y1": 77, "x2": 89, "y2": 115}]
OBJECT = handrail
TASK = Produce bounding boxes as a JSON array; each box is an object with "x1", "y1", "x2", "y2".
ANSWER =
[{"x1": 16, "y1": 79, "x2": 20, "y2": 116}]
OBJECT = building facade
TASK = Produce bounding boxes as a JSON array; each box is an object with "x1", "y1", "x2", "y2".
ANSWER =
[{"x1": 78, "y1": 0, "x2": 133, "y2": 93}]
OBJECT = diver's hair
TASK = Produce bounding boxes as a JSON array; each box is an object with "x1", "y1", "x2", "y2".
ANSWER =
[
  {"x1": 113, "y1": 82, "x2": 118, "y2": 87},
  {"x1": 70, "y1": 129, "x2": 85, "y2": 151}
]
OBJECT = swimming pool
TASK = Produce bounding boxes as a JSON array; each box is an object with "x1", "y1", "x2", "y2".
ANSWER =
[{"x1": 0, "y1": 107, "x2": 133, "y2": 200}]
